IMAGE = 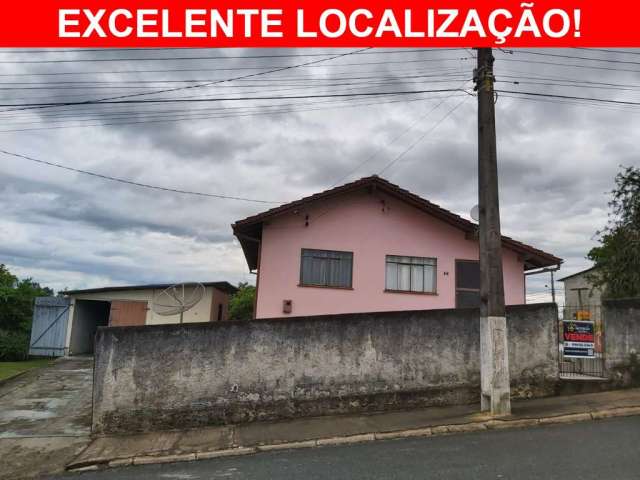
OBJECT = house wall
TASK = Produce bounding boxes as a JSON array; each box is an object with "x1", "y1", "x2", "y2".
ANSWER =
[
  {"x1": 92, "y1": 303, "x2": 559, "y2": 434},
  {"x1": 562, "y1": 272, "x2": 603, "y2": 309},
  {"x1": 256, "y1": 190, "x2": 526, "y2": 319},
  {"x1": 210, "y1": 287, "x2": 231, "y2": 322}
]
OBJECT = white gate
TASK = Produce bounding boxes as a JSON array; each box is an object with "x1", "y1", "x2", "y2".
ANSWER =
[{"x1": 29, "y1": 297, "x2": 71, "y2": 357}]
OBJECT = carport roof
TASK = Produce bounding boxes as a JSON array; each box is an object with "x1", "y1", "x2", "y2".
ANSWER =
[{"x1": 65, "y1": 281, "x2": 238, "y2": 296}]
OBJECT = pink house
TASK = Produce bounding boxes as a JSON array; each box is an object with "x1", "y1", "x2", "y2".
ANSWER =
[{"x1": 233, "y1": 176, "x2": 561, "y2": 319}]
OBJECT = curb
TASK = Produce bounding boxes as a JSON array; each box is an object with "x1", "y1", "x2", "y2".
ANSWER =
[
  {"x1": 67, "y1": 405, "x2": 640, "y2": 472},
  {"x1": 0, "y1": 369, "x2": 30, "y2": 388}
]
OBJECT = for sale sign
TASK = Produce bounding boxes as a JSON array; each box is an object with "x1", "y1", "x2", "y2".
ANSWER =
[{"x1": 563, "y1": 320, "x2": 595, "y2": 358}]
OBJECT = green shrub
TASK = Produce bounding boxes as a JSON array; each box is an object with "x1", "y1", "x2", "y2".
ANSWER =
[
  {"x1": 229, "y1": 283, "x2": 256, "y2": 321},
  {"x1": 0, "y1": 329, "x2": 30, "y2": 361}
]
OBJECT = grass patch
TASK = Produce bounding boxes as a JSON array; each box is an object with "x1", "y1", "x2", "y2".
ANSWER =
[{"x1": 0, "y1": 358, "x2": 53, "y2": 382}]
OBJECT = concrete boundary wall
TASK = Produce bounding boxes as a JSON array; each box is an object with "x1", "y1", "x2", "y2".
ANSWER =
[
  {"x1": 604, "y1": 299, "x2": 640, "y2": 384},
  {"x1": 93, "y1": 303, "x2": 559, "y2": 434}
]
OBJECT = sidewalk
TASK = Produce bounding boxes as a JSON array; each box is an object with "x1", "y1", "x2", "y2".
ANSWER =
[{"x1": 68, "y1": 387, "x2": 640, "y2": 472}]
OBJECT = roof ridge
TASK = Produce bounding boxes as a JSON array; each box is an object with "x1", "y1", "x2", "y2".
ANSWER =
[{"x1": 232, "y1": 176, "x2": 562, "y2": 270}]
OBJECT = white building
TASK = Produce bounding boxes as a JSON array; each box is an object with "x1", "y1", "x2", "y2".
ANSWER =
[{"x1": 29, "y1": 282, "x2": 237, "y2": 357}]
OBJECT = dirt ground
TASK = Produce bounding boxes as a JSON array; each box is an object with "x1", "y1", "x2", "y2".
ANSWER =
[{"x1": 0, "y1": 356, "x2": 94, "y2": 479}]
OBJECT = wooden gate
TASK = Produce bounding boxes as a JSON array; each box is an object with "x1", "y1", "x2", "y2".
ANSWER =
[{"x1": 29, "y1": 296, "x2": 71, "y2": 357}]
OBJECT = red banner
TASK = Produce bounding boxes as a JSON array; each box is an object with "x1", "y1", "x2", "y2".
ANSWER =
[{"x1": 0, "y1": 1, "x2": 637, "y2": 47}]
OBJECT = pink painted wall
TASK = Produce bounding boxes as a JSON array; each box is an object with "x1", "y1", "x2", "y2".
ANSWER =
[{"x1": 256, "y1": 190, "x2": 525, "y2": 319}]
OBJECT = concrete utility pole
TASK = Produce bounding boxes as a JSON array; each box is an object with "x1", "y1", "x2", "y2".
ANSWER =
[
  {"x1": 475, "y1": 48, "x2": 511, "y2": 416},
  {"x1": 550, "y1": 270, "x2": 556, "y2": 304}
]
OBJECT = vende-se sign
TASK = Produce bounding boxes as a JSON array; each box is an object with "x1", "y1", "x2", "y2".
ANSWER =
[
  {"x1": 563, "y1": 320, "x2": 595, "y2": 359},
  {"x1": 0, "y1": 1, "x2": 639, "y2": 47}
]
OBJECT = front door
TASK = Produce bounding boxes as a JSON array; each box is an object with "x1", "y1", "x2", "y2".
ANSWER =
[
  {"x1": 109, "y1": 300, "x2": 148, "y2": 326},
  {"x1": 455, "y1": 260, "x2": 481, "y2": 308}
]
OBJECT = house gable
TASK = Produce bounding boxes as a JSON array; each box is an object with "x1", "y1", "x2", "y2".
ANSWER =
[{"x1": 233, "y1": 175, "x2": 562, "y2": 272}]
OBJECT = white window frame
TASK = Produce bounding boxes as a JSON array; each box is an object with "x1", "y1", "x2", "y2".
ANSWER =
[{"x1": 385, "y1": 255, "x2": 437, "y2": 294}]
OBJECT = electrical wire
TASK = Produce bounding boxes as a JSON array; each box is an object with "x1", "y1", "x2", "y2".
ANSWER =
[
  {"x1": 508, "y1": 49, "x2": 640, "y2": 66},
  {"x1": 0, "y1": 88, "x2": 465, "y2": 108},
  {"x1": 0, "y1": 94, "x2": 469, "y2": 134},
  {"x1": 0, "y1": 57, "x2": 472, "y2": 78},
  {"x1": 378, "y1": 95, "x2": 470, "y2": 175},
  {"x1": 1, "y1": 47, "x2": 374, "y2": 114},
  {"x1": 0, "y1": 48, "x2": 462, "y2": 62},
  {"x1": 329, "y1": 80, "x2": 471, "y2": 186},
  {"x1": 496, "y1": 90, "x2": 640, "y2": 107},
  {"x1": 0, "y1": 148, "x2": 283, "y2": 204}
]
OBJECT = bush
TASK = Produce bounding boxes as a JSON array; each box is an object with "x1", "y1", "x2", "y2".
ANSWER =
[
  {"x1": 229, "y1": 283, "x2": 256, "y2": 321},
  {"x1": 0, "y1": 329, "x2": 30, "y2": 361}
]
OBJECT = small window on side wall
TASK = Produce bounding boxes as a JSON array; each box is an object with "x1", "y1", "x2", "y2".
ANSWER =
[
  {"x1": 385, "y1": 255, "x2": 437, "y2": 293},
  {"x1": 300, "y1": 249, "x2": 353, "y2": 289}
]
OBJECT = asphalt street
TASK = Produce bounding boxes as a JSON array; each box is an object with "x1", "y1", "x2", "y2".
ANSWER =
[{"x1": 52, "y1": 416, "x2": 640, "y2": 480}]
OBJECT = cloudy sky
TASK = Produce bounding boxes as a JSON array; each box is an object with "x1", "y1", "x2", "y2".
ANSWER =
[{"x1": 0, "y1": 47, "x2": 637, "y2": 304}]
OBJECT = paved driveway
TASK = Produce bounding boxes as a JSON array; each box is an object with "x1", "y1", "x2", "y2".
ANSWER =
[{"x1": 0, "y1": 356, "x2": 94, "y2": 479}]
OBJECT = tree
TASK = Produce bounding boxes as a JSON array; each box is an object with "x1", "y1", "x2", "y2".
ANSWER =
[
  {"x1": 588, "y1": 166, "x2": 640, "y2": 299},
  {"x1": 228, "y1": 282, "x2": 256, "y2": 321},
  {"x1": 0, "y1": 264, "x2": 53, "y2": 360}
]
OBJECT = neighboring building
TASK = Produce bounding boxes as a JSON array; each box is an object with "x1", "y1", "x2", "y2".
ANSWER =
[
  {"x1": 233, "y1": 176, "x2": 562, "y2": 319},
  {"x1": 558, "y1": 266, "x2": 604, "y2": 308},
  {"x1": 58, "y1": 282, "x2": 237, "y2": 355}
]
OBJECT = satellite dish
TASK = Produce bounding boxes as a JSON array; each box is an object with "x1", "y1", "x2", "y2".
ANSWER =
[
  {"x1": 470, "y1": 205, "x2": 480, "y2": 222},
  {"x1": 152, "y1": 282, "x2": 205, "y2": 324}
]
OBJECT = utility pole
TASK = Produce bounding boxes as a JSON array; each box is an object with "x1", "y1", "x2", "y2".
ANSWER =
[
  {"x1": 475, "y1": 48, "x2": 511, "y2": 416},
  {"x1": 550, "y1": 270, "x2": 556, "y2": 304}
]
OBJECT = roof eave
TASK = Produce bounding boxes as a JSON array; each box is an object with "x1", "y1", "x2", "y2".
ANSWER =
[{"x1": 231, "y1": 175, "x2": 562, "y2": 272}]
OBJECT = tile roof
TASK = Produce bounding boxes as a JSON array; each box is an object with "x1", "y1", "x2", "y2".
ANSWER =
[{"x1": 232, "y1": 175, "x2": 562, "y2": 271}]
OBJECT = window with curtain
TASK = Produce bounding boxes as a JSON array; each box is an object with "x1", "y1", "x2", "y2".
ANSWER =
[
  {"x1": 300, "y1": 249, "x2": 353, "y2": 288},
  {"x1": 385, "y1": 255, "x2": 437, "y2": 293}
]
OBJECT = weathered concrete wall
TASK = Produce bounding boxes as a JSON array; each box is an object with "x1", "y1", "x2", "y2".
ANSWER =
[
  {"x1": 604, "y1": 298, "x2": 640, "y2": 386},
  {"x1": 93, "y1": 303, "x2": 559, "y2": 434}
]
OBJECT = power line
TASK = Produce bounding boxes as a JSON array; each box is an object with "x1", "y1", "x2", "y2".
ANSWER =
[
  {"x1": 496, "y1": 55, "x2": 640, "y2": 75},
  {"x1": 499, "y1": 93, "x2": 640, "y2": 115},
  {"x1": 0, "y1": 94, "x2": 467, "y2": 134},
  {"x1": 497, "y1": 90, "x2": 640, "y2": 107},
  {"x1": 0, "y1": 73, "x2": 467, "y2": 89},
  {"x1": 329, "y1": 80, "x2": 471, "y2": 186},
  {"x1": 378, "y1": 95, "x2": 470, "y2": 175},
  {"x1": 0, "y1": 88, "x2": 464, "y2": 108},
  {"x1": 0, "y1": 57, "x2": 471, "y2": 78},
  {"x1": 0, "y1": 77, "x2": 469, "y2": 118},
  {"x1": 0, "y1": 48, "x2": 461, "y2": 62},
  {"x1": 509, "y1": 49, "x2": 640, "y2": 66},
  {"x1": 0, "y1": 148, "x2": 283, "y2": 203},
  {"x1": 497, "y1": 78, "x2": 640, "y2": 93},
  {"x1": 0, "y1": 84, "x2": 469, "y2": 125},
  {"x1": 573, "y1": 47, "x2": 640, "y2": 56},
  {"x1": 1, "y1": 47, "x2": 374, "y2": 114}
]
